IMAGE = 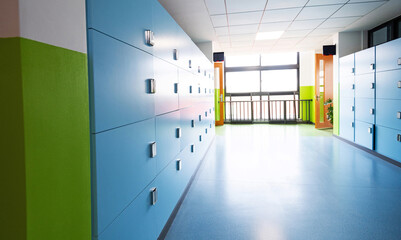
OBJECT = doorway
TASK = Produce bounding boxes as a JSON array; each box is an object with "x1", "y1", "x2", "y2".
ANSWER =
[{"x1": 315, "y1": 54, "x2": 333, "y2": 129}]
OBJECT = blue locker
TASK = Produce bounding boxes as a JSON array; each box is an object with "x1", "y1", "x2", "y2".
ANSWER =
[
  {"x1": 376, "y1": 99, "x2": 401, "y2": 130},
  {"x1": 176, "y1": 29, "x2": 195, "y2": 71},
  {"x1": 376, "y1": 69, "x2": 401, "y2": 100},
  {"x1": 178, "y1": 69, "x2": 194, "y2": 109},
  {"x1": 179, "y1": 107, "x2": 197, "y2": 151},
  {"x1": 355, "y1": 73, "x2": 375, "y2": 99},
  {"x1": 97, "y1": 180, "x2": 159, "y2": 240},
  {"x1": 152, "y1": 0, "x2": 179, "y2": 65},
  {"x1": 93, "y1": 118, "x2": 156, "y2": 235},
  {"x1": 376, "y1": 37, "x2": 401, "y2": 72},
  {"x1": 355, "y1": 98, "x2": 375, "y2": 124},
  {"x1": 339, "y1": 97, "x2": 355, "y2": 142},
  {"x1": 355, "y1": 47, "x2": 375, "y2": 75},
  {"x1": 87, "y1": 0, "x2": 155, "y2": 54},
  {"x1": 155, "y1": 110, "x2": 181, "y2": 172},
  {"x1": 88, "y1": 30, "x2": 155, "y2": 133},
  {"x1": 354, "y1": 121, "x2": 375, "y2": 150},
  {"x1": 339, "y1": 53, "x2": 355, "y2": 78},
  {"x1": 375, "y1": 126, "x2": 401, "y2": 163},
  {"x1": 154, "y1": 57, "x2": 179, "y2": 115},
  {"x1": 340, "y1": 76, "x2": 354, "y2": 99}
]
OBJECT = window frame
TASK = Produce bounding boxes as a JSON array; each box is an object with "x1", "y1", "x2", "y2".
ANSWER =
[{"x1": 368, "y1": 14, "x2": 401, "y2": 47}]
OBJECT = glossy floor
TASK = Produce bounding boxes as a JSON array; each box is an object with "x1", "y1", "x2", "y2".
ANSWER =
[{"x1": 165, "y1": 124, "x2": 401, "y2": 240}]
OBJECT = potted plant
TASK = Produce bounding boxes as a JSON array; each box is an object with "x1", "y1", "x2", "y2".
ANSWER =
[{"x1": 324, "y1": 98, "x2": 333, "y2": 124}]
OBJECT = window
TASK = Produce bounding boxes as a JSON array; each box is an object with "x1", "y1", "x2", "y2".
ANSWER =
[
  {"x1": 368, "y1": 14, "x2": 401, "y2": 47},
  {"x1": 226, "y1": 71, "x2": 260, "y2": 93},
  {"x1": 261, "y1": 69, "x2": 298, "y2": 92}
]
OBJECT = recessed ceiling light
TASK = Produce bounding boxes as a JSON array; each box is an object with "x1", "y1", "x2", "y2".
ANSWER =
[{"x1": 256, "y1": 31, "x2": 284, "y2": 40}]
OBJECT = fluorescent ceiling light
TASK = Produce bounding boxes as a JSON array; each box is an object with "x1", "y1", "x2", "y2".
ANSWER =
[{"x1": 256, "y1": 31, "x2": 284, "y2": 40}]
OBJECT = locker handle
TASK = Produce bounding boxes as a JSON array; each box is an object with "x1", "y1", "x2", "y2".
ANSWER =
[
  {"x1": 205, "y1": 128, "x2": 208, "y2": 134},
  {"x1": 189, "y1": 85, "x2": 192, "y2": 94},
  {"x1": 150, "y1": 142, "x2": 157, "y2": 158},
  {"x1": 149, "y1": 79, "x2": 156, "y2": 94},
  {"x1": 398, "y1": 58, "x2": 401, "y2": 66},
  {"x1": 397, "y1": 134, "x2": 401, "y2": 142},
  {"x1": 199, "y1": 115, "x2": 202, "y2": 121},
  {"x1": 370, "y1": 63, "x2": 375, "y2": 70},
  {"x1": 191, "y1": 144, "x2": 195, "y2": 152},
  {"x1": 351, "y1": 84, "x2": 355, "y2": 90},
  {"x1": 174, "y1": 83, "x2": 178, "y2": 94},
  {"x1": 145, "y1": 30, "x2": 155, "y2": 46},
  {"x1": 351, "y1": 106, "x2": 355, "y2": 112},
  {"x1": 370, "y1": 83, "x2": 375, "y2": 89},
  {"x1": 351, "y1": 67, "x2": 355, "y2": 74},
  {"x1": 150, "y1": 187, "x2": 157, "y2": 205},
  {"x1": 398, "y1": 81, "x2": 401, "y2": 88},
  {"x1": 198, "y1": 66, "x2": 201, "y2": 73},
  {"x1": 176, "y1": 159, "x2": 182, "y2": 171},
  {"x1": 191, "y1": 119, "x2": 195, "y2": 128},
  {"x1": 397, "y1": 112, "x2": 401, "y2": 119},
  {"x1": 370, "y1": 108, "x2": 375, "y2": 115},
  {"x1": 176, "y1": 128, "x2": 181, "y2": 138},
  {"x1": 189, "y1": 60, "x2": 192, "y2": 69},
  {"x1": 368, "y1": 127, "x2": 373, "y2": 134},
  {"x1": 199, "y1": 135, "x2": 202, "y2": 142},
  {"x1": 205, "y1": 111, "x2": 207, "y2": 117},
  {"x1": 173, "y1": 49, "x2": 179, "y2": 60},
  {"x1": 351, "y1": 122, "x2": 354, "y2": 128}
]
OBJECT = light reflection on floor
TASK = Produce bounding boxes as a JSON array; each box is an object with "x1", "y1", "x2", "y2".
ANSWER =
[{"x1": 165, "y1": 124, "x2": 401, "y2": 240}]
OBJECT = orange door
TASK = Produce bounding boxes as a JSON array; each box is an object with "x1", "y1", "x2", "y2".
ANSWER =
[
  {"x1": 315, "y1": 54, "x2": 333, "y2": 129},
  {"x1": 214, "y1": 62, "x2": 224, "y2": 126}
]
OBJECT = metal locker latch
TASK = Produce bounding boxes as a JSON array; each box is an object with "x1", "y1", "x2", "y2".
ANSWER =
[
  {"x1": 150, "y1": 187, "x2": 157, "y2": 205},
  {"x1": 351, "y1": 68, "x2": 355, "y2": 74},
  {"x1": 145, "y1": 30, "x2": 155, "y2": 46},
  {"x1": 173, "y1": 49, "x2": 179, "y2": 60},
  {"x1": 368, "y1": 127, "x2": 373, "y2": 134},
  {"x1": 199, "y1": 115, "x2": 202, "y2": 121},
  {"x1": 189, "y1": 85, "x2": 192, "y2": 94},
  {"x1": 205, "y1": 88, "x2": 207, "y2": 94},
  {"x1": 176, "y1": 159, "x2": 182, "y2": 171},
  {"x1": 176, "y1": 128, "x2": 182, "y2": 138},
  {"x1": 150, "y1": 142, "x2": 157, "y2": 158},
  {"x1": 351, "y1": 84, "x2": 355, "y2": 90},
  {"x1": 351, "y1": 122, "x2": 354, "y2": 128},
  {"x1": 209, "y1": 109, "x2": 212, "y2": 114},
  {"x1": 205, "y1": 128, "x2": 208, "y2": 134},
  {"x1": 398, "y1": 58, "x2": 401, "y2": 66},
  {"x1": 370, "y1": 63, "x2": 375, "y2": 70},
  {"x1": 398, "y1": 81, "x2": 401, "y2": 88},
  {"x1": 189, "y1": 60, "x2": 192, "y2": 69},
  {"x1": 149, "y1": 79, "x2": 156, "y2": 94},
  {"x1": 199, "y1": 135, "x2": 202, "y2": 142},
  {"x1": 191, "y1": 120, "x2": 195, "y2": 128},
  {"x1": 397, "y1": 112, "x2": 401, "y2": 119},
  {"x1": 370, "y1": 108, "x2": 375, "y2": 115},
  {"x1": 205, "y1": 111, "x2": 207, "y2": 117},
  {"x1": 397, "y1": 134, "x2": 401, "y2": 142},
  {"x1": 198, "y1": 87, "x2": 201, "y2": 94},
  {"x1": 351, "y1": 106, "x2": 355, "y2": 112},
  {"x1": 174, "y1": 83, "x2": 179, "y2": 94},
  {"x1": 198, "y1": 66, "x2": 201, "y2": 73},
  {"x1": 191, "y1": 144, "x2": 195, "y2": 153},
  {"x1": 370, "y1": 83, "x2": 375, "y2": 89}
]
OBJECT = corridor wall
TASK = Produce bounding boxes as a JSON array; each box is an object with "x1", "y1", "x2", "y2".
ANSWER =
[{"x1": 86, "y1": 0, "x2": 215, "y2": 239}]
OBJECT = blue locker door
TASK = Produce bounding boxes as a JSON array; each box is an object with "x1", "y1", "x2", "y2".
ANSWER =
[
  {"x1": 375, "y1": 126, "x2": 401, "y2": 163},
  {"x1": 180, "y1": 107, "x2": 195, "y2": 151},
  {"x1": 355, "y1": 121, "x2": 375, "y2": 150},
  {"x1": 93, "y1": 118, "x2": 156, "y2": 234},
  {"x1": 340, "y1": 76, "x2": 355, "y2": 99},
  {"x1": 178, "y1": 69, "x2": 194, "y2": 109},
  {"x1": 176, "y1": 29, "x2": 194, "y2": 71},
  {"x1": 156, "y1": 111, "x2": 181, "y2": 172},
  {"x1": 97, "y1": 180, "x2": 159, "y2": 240},
  {"x1": 355, "y1": 74, "x2": 375, "y2": 99},
  {"x1": 87, "y1": 0, "x2": 155, "y2": 54},
  {"x1": 376, "y1": 69, "x2": 401, "y2": 100},
  {"x1": 339, "y1": 97, "x2": 355, "y2": 142},
  {"x1": 88, "y1": 30, "x2": 155, "y2": 133},
  {"x1": 152, "y1": 0, "x2": 179, "y2": 65},
  {"x1": 339, "y1": 53, "x2": 355, "y2": 78},
  {"x1": 154, "y1": 58, "x2": 179, "y2": 115},
  {"x1": 355, "y1": 47, "x2": 375, "y2": 75},
  {"x1": 355, "y1": 98, "x2": 375, "y2": 124},
  {"x1": 376, "y1": 38, "x2": 401, "y2": 72},
  {"x1": 376, "y1": 99, "x2": 401, "y2": 130}
]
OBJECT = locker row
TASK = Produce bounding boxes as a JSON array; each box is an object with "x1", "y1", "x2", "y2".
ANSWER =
[
  {"x1": 88, "y1": 29, "x2": 214, "y2": 134},
  {"x1": 92, "y1": 103, "x2": 215, "y2": 238},
  {"x1": 339, "y1": 37, "x2": 401, "y2": 163},
  {"x1": 86, "y1": 0, "x2": 213, "y2": 80}
]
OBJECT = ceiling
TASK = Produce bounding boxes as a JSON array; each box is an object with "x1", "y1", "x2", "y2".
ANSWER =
[{"x1": 159, "y1": 0, "x2": 401, "y2": 54}]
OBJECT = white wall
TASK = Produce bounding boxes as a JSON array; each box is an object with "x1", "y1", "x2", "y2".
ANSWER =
[
  {"x1": 0, "y1": 0, "x2": 20, "y2": 38},
  {"x1": 300, "y1": 51, "x2": 315, "y2": 87},
  {"x1": 19, "y1": 0, "x2": 87, "y2": 53},
  {"x1": 196, "y1": 41, "x2": 213, "y2": 63}
]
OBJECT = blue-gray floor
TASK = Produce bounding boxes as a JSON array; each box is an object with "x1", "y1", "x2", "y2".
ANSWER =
[{"x1": 165, "y1": 124, "x2": 401, "y2": 240}]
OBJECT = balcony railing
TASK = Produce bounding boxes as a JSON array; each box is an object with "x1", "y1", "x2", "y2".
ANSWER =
[{"x1": 224, "y1": 99, "x2": 313, "y2": 124}]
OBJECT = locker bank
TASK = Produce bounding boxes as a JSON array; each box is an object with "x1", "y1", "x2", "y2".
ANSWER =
[{"x1": 1, "y1": 0, "x2": 401, "y2": 239}]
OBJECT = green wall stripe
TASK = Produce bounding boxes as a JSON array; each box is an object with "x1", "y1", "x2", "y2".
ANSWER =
[
  {"x1": 333, "y1": 82, "x2": 340, "y2": 135},
  {"x1": 300, "y1": 86, "x2": 315, "y2": 123},
  {"x1": 19, "y1": 38, "x2": 91, "y2": 240},
  {"x1": 0, "y1": 37, "x2": 27, "y2": 240}
]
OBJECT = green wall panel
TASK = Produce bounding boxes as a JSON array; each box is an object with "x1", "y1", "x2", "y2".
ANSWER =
[
  {"x1": 0, "y1": 37, "x2": 27, "y2": 240},
  {"x1": 19, "y1": 38, "x2": 91, "y2": 240},
  {"x1": 300, "y1": 86, "x2": 315, "y2": 123},
  {"x1": 333, "y1": 82, "x2": 340, "y2": 135}
]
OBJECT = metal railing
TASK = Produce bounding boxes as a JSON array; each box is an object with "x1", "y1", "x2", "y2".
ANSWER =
[{"x1": 224, "y1": 99, "x2": 313, "y2": 124}]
